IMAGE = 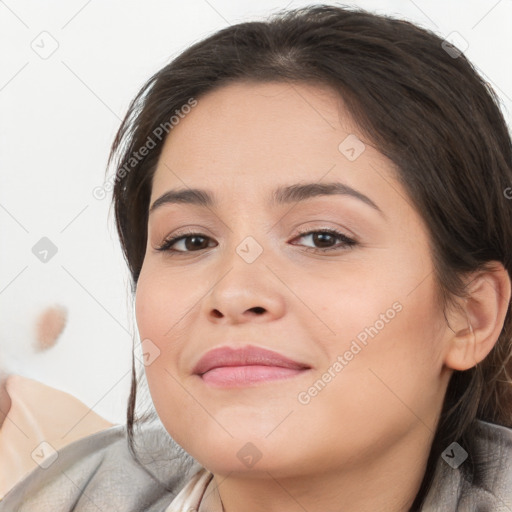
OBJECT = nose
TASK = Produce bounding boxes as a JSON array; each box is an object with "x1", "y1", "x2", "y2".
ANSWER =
[{"x1": 202, "y1": 240, "x2": 286, "y2": 325}]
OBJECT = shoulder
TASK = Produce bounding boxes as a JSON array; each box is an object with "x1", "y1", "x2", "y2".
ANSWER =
[
  {"x1": 422, "y1": 419, "x2": 512, "y2": 511},
  {"x1": 0, "y1": 422, "x2": 202, "y2": 512},
  {"x1": 464, "y1": 420, "x2": 512, "y2": 506}
]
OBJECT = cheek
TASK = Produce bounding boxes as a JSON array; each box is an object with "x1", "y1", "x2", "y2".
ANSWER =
[
  {"x1": 291, "y1": 309, "x2": 442, "y2": 468},
  {"x1": 312, "y1": 278, "x2": 444, "y2": 428},
  {"x1": 298, "y1": 251, "x2": 444, "y2": 394},
  {"x1": 134, "y1": 266, "x2": 188, "y2": 397},
  {"x1": 134, "y1": 267, "x2": 197, "y2": 439},
  {"x1": 288, "y1": 260, "x2": 407, "y2": 356},
  {"x1": 135, "y1": 263, "x2": 190, "y2": 347}
]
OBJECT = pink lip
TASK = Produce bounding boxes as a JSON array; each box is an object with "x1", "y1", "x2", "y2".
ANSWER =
[{"x1": 193, "y1": 345, "x2": 311, "y2": 387}]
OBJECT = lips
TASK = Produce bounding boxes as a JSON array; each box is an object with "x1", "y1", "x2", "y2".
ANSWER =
[{"x1": 192, "y1": 345, "x2": 310, "y2": 376}]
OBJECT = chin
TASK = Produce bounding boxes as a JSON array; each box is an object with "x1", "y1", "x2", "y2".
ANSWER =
[{"x1": 178, "y1": 431, "x2": 302, "y2": 477}]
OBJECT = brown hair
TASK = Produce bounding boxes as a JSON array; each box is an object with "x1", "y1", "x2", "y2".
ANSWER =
[{"x1": 108, "y1": 5, "x2": 512, "y2": 508}]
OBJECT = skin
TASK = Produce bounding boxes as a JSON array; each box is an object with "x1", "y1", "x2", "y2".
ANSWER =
[{"x1": 135, "y1": 81, "x2": 511, "y2": 512}]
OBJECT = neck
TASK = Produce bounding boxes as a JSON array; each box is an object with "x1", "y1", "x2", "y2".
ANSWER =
[{"x1": 213, "y1": 424, "x2": 434, "y2": 512}]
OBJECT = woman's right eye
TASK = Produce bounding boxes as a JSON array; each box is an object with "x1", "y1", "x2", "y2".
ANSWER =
[{"x1": 156, "y1": 233, "x2": 216, "y2": 253}]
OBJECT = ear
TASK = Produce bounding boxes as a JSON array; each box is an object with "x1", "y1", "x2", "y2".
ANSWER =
[{"x1": 443, "y1": 261, "x2": 511, "y2": 371}]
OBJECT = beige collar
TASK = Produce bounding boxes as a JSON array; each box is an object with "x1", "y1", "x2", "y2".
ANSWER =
[{"x1": 165, "y1": 467, "x2": 224, "y2": 511}]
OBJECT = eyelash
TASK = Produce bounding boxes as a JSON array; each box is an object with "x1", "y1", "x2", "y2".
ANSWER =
[{"x1": 155, "y1": 227, "x2": 358, "y2": 254}]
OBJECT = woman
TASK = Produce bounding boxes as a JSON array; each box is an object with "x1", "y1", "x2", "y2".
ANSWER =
[{"x1": 1, "y1": 4, "x2": 511, "y2": 511}]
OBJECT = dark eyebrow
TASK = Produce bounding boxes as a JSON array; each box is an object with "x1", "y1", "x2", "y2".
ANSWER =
[
  {"x1": 271, "y1": 182, "x2": 383, "y2": 216},
  {"x1": 149, "y1": 181, "x2": 384, "y2": 217},
  {"x1": 149, "y1": 188, "x2": 214, "y2": 214}
]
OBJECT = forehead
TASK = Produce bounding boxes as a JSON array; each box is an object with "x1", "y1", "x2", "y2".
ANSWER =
[
  {"x1": 156, "y1": 81, "x2": 355, "y2": 163},
  {"x1": 150, "y1": 81, "x2": 407, "y2": 219}
]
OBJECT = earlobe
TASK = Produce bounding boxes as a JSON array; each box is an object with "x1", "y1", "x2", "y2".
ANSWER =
[
  {"x1": 444, "y1": 314, "x2": 478, "y2": 372},
  {"x1": 443, "y1": 261, "x2": 511, "y2": 372}
]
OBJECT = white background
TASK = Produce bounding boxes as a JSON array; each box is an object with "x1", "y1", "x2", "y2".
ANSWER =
[{"x1": 1, "y1": 0, "x2": 511, "y2": 424}]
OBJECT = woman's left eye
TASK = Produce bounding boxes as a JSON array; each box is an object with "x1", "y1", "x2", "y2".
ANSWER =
[
  {"x1": 156, "y1": 228, "x2": 357, "y2": 254},
  {"x1": 292, "y1": 229, "x2": 358, "y2": 252}
]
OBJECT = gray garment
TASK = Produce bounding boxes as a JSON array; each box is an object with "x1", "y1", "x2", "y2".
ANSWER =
[
  {"x1": 0, "y1": 419, "x2": 511, "y2": 511},
  {"x1": 0, "y1": 422, "x2": 202, "y2": 512}
]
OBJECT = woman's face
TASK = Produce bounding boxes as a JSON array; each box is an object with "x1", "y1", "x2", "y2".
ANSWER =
[{"x1": 135, "y1": 81, "x2": 453, "y2": 478}]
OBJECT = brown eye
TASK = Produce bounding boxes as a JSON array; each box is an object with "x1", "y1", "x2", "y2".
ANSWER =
[
  {"x1": 157, "y1": 233, "x2": 215, "y2": 253},
  {"x1": 292, "y1": 229, "x2": 357, "y2": 252}
]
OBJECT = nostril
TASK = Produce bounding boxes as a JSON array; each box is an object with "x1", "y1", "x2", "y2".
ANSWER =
[
  {"x1": 249, "y1": 307, "x2": 266, "y2": 314},
  {"x1": 211, "y1": 309, "x2": 223, "y2": 318}
]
